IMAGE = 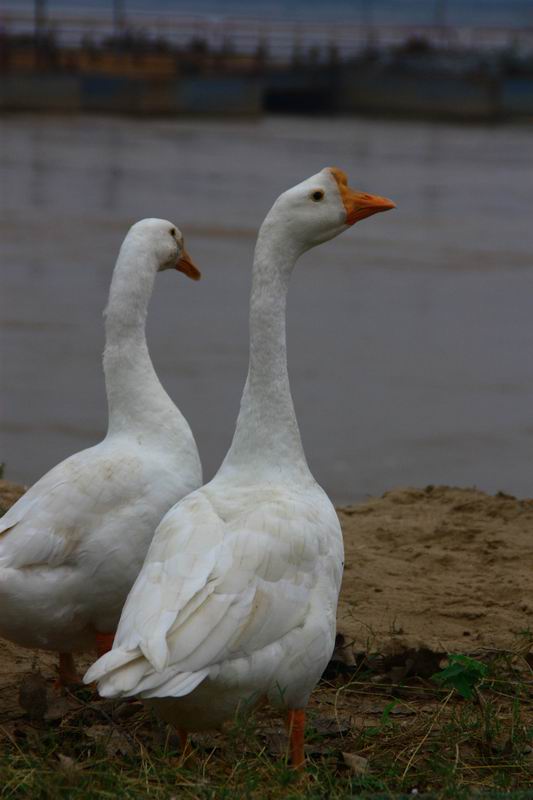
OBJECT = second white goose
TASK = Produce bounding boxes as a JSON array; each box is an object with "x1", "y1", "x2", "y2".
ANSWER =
[{"x1": 0, "y1": 219, "x2": 203, "y2": 684}]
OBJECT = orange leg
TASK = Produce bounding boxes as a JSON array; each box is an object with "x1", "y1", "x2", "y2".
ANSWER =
[
  {"x1": 286, "y1": 708, "x2": 306, "y2": 769},
  {"x1": 56, "y1": 652, "x2": 80, "y2": 687},
  {"x1": 95, "y1": 631, "x2": 115, "y2": 659}
]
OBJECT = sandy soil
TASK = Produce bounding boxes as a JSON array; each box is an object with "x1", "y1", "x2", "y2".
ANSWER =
[
  {"x1": 0, "y1": 480, "x2": 531, "y2": 700},
  {"x1": 338, "y1": 485, "x2": 533, "y2": 655},
  {"x1": 0, "y1": 479, "x2": 26, "y2": 515}
]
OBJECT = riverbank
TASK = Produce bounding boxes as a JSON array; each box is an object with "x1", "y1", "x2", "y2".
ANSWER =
[
  {"x1": 1, "y1": 479, "x2": 532, "y2": 795},
  {"x1": 2, "y1": 66, "x2": 532, "y2": 120},
  {"x1": 1, "y1": 479, "x2": 531, "y2": 660}
]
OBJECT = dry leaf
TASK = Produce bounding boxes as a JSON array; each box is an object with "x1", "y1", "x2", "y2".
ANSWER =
[
  {"x1": 490, "y1": 734, "x2": 513, "y2": 755},
  {"x1": 57, "y1": 753, "x2": 80, "y2": 772},
  {"x1": 312, "y1": 716, "x2": 351, "y2": 737},
  {"x1": 342, "y1": 752, "x2": 368, "y2": 774},
  {"x1": 264, "y1": 732, "x2": 287, "y2": 756},
  {"x1": 113, "y1": 701, "x2": 144, "y2": 720},
  {"x1": 85, "y1": 724, "x2": 133, "y2": 756},
  {"x1": 189, "y1": 731, "x2": 223, "y2": 752},
  {"x1": 390, "y1": 706, "x2": 416, "y2": 717},
  {"x1": 44, "y1": 694, "x2": 75, "y2": 722}
]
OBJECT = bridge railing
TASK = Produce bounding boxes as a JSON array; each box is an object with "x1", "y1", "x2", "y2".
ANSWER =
[{"x1": 1, "y1": 9, "x2": 532, "y2": 63}]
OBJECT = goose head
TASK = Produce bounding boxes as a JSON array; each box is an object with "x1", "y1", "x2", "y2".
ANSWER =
[
  {"x1": 128, "y1": 218, "x2": 201, "y2": 280},
  {"x1": 265, "y1": 167, "x2": 395, "y2": 254}
]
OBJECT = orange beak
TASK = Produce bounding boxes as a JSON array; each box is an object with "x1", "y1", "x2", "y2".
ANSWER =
[
  {"x1": 329, "y1": 167, "x2": 396, "y2": 226},
  {"x1": 176, "y1": 248, "x2": 201, "y2": 281}
]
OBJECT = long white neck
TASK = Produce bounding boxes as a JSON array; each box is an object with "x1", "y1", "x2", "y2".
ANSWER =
[
  {"x1": 221, "y1": 220, "x2": 310, "y2": 479},
  {"x1": 103, "y1": 236, "x2": 189, "y2": 446}
]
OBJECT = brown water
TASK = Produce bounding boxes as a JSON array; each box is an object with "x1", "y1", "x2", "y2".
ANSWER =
[{"x1": 1, "y1": 114, "x2": 532, "y2": 502}]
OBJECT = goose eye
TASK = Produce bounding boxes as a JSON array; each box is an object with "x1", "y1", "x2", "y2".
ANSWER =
[
  {"x1": 170, "y1": 227, "x2": 176, "y2": 237},
  {"x1": 311, "y1": 190, "x2": 324, "y2": 202}
]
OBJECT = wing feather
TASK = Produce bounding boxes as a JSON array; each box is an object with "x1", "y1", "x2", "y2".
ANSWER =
[
  {"x1": 0, "y1": 446, "x2": 148, "y2": 571},
  {"x1": 87, "y1": 486, "x2": 339, "y2": 699}
]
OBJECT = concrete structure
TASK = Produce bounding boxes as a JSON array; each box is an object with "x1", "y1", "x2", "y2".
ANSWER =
[
  {"x1": 335, "y1": 64, "x2": 500, "y2": 120},
  {"x1": 0, "y1": 73, "x2": 262, "y2": 115},
  {"x1": 501, "y1": 77, "x2": 533, "y2": 117},
  {"x1": 0, "y1": 46, "x2": 531, "y2": 120}
]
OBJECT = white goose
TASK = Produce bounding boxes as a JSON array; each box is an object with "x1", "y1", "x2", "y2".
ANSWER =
[
  {"x1": 0, "y1": 219, "x2": 202, "y2": 684},
  {"x1": 85, "y1": 171, "x2": 395, "y2": 766}
]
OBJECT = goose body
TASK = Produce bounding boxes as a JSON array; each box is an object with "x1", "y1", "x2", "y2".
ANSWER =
[
  {"x1": 0, "y1": 219, "x2": 202, "y2": 661},
  {"x1": 90, "y1": 477, "x2": 342, "y2": 728},
  {"x1": 86, "y1": 172, "x2": 395, "y2": 761}
]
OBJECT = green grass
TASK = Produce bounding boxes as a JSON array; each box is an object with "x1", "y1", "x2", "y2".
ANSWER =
[{"x1": 1, "y1": 643, "x2": 532, "y2": 799}]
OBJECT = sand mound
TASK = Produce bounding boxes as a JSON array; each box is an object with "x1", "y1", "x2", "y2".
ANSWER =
[
  {"x1": 0, "y1": 481, "x2": 531, "y2": 687},
  {"x1": 0, "y1": 479, "x2": 26, "y2": 515},
  {"x1": 338, "y1": 485, "x2": 533, "y2": 654}
]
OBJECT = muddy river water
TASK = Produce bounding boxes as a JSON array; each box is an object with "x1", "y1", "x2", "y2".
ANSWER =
[{"x1": 1, "y1": 114, "x2": 532, "y2": 502}]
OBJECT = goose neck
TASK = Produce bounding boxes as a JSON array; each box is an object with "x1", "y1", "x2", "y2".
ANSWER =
[
  {"x1": 103, "y1": 239, "x2": 175, "y2": 440},
  {"x1": 104, "y1": 237, "x2": 157, "y2": 346},
  {"x1": 221, "y1": 222, "x2": 309, "y2": 478}
]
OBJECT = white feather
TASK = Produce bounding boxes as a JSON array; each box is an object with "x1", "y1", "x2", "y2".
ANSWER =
[
  {"x1": 0, "y1": 219, "x2": 202, "y2": 654},
  {"x1": 85, "y1": 170, "x2": 363, "y2": 731}
]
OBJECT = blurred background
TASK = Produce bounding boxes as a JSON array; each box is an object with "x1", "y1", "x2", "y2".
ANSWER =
[{"x1": 1, "y1": 1, "x2": 532, "y2": 503}]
